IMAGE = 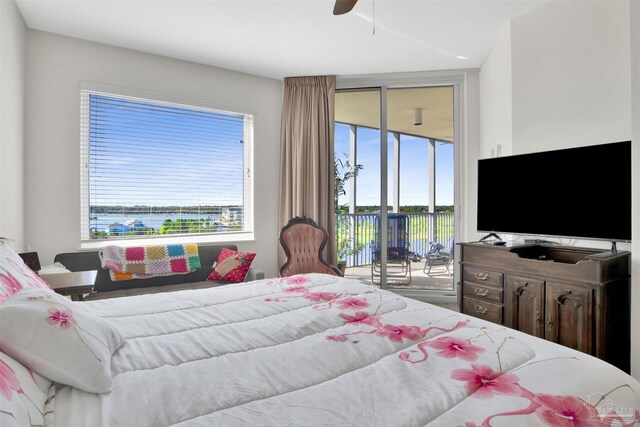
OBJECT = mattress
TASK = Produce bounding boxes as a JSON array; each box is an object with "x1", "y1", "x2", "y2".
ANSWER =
[{"x1": 53, "y1": 274, "x2": 640, "y2": 426}]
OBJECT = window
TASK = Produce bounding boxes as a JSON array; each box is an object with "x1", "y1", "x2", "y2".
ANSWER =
[{"x1": 80, "y1": 89, "x2": 254, "y2": 242}]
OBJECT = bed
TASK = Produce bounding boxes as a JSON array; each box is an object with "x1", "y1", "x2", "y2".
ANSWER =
[
  {"x1": 2, "y1": 272, "x2": 639, "y2": 426},
  {"x1": 39, "y1": 273, "x2": 636, "y2": 426}
]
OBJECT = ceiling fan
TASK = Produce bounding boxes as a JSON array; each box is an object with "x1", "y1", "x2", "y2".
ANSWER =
[{"x1": 333, "y1": 0, "x2": 358, "y2": 15}]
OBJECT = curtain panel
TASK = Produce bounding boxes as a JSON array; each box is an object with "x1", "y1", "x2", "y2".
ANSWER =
[{"x1": 278, "y1": 76, "x2": 337, "y2": 264}]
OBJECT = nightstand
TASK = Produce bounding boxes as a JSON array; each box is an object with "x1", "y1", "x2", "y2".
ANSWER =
[{"x1": 40, "y1": 270, "x2": 97, "y2": 301}]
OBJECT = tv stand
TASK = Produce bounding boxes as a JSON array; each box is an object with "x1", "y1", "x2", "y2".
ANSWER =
[
  {"x1": 458, "y1": 242, "x2": 630, "y2": 372},
  {"x1": 523, "y1": 238, "x2": 559, "y2": 245}
]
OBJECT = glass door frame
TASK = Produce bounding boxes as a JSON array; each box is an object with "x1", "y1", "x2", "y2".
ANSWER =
[{"x1": 336, "y1": 71, "x2": 466, "y2": 298}]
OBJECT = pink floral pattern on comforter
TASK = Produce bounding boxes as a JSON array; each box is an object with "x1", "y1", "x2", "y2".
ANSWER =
[
  {"x1": 0, "y1": 352, "x2": 51, "y2": 426},
  {"x1": 51, "y1": 273, "x2": 640, "y2": 426},
  {"x1": 265, "y1": 275, "x2": 640, "y2": 426}
]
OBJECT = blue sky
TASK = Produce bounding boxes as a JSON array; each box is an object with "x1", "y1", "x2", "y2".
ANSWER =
[
  {"x1": 89, "y1": 94, "x2": 454, "y2": 210},
  {"x1": 89, "y1": 94, "x2": 245, "y2": 207},
  {"x1": 335, "y1": 123, "x2": 454, "y2": 208}
]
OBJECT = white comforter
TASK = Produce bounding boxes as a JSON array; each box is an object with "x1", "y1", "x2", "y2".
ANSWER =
[{"x1": 53, "y1": 274, "x2": 640, "y2": 426}]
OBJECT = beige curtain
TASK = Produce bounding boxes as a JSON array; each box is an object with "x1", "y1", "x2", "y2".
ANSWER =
[{"x1": 278, "y1": 76, "x2": 337, "y2": 265}]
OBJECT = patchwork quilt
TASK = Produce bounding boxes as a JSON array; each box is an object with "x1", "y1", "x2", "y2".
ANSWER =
[
  {"x1": 52, "y1": 274, "x2": 640, "y2": 426},
  {"x1": 99, "y1": 244, "x2": 201, "y2": 281}
]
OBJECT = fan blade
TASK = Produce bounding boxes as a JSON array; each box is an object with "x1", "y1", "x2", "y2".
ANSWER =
[{"x1": 333, "y1": 0, "x2": 358, "y2": 15}]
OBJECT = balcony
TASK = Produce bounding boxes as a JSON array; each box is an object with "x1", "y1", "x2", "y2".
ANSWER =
[
  {"x1": 336, "y1": 212, "x2": 455, "y2": 290},
  {"x1": 334, "y1": 87, "x2": 456, "y2": 291}
]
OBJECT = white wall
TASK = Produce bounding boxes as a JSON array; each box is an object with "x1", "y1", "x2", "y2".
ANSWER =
[
  {"x1": 24, "y1": 30, "x2": 283, "y2": 276},
  {"x1": 479, "y1": 24, "x2": 513, "y2": 159},
  {"x1": 0, "y1": 0, "x2": 26, "y2": 250},
  {"x1": 511, "y1": 0, "x2": 631, "y2": 255},
  {"x1": 479, "y1": 0, "x2": 636, "y2": 376},
  {"x1": 461, "y1": 71, "x2": 481, "y2": 244},
  {"x1": 482, "y1": 0, "x2": 632, "y2": 253},
  {"x1": 475, "y1": 24, "x2": 513, "y2": 243},
  {"x1": 510, "y1": 0, "x2": 631, "y2": 154},
  {"x1": 630, "y1": 0, "x2": 640, "y2": 380}
]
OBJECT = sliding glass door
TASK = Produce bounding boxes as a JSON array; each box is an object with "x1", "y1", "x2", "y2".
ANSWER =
[
  {"x1": 335, "y1": 88, "x2": 390, "y2": 288},
  {"x1": 335, "y1": 85, "x2": 456, "y2": 293}
]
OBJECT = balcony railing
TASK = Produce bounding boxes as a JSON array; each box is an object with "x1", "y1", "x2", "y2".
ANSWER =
[{"x1": 336, "y1": 212, "x2": 455, "y2": 268}]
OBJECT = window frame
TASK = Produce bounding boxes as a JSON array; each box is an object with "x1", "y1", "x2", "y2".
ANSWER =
[{"x1": 79, "y1": 82, "x2": 255, "y2": 247}]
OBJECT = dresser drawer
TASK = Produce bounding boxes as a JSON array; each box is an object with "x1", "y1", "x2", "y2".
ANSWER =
[
  {"x1": 463, "y1": 297, "x2": 503, "y2": 324},
  {"x1": 463, "y1": 282, "x2": 503, "y2": 304},
  {"x1": 463, "y1": 267, "x2": 503, "y2": 288}
]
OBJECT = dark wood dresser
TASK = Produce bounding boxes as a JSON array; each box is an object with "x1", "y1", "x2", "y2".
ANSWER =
[{"x1": 458, "y1": 242, "x2": 630, "y2": 372}]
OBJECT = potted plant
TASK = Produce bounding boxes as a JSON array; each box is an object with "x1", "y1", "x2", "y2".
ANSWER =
[
  {"x1": 334, "y1": 153, "x2": 364, "y2": 273},
  {"x1": 334, "y1": 154, "x2": 363, "y2": 212},
  {"x1": 336, "y1": 238, "x2": 365, "y2": 274}
]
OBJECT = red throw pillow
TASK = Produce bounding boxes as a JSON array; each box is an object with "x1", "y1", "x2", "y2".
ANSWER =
[{"x1": 207, "y1": 248, "x2": 256, "y2": 283}]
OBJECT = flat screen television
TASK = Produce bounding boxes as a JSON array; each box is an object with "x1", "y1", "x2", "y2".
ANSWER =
[{"x1": 477, "y1": 141, "x2": 631, "y2": 242}]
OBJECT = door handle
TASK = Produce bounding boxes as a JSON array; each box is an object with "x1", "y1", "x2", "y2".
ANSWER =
[
  {"x1": 515, "y1": 281, "x2": 529, "y2": 297},
  {"x1": 554, "y1": 289, "x2": 582, "y2": 308},
  {"x1": 554, "y1": 289, "x2": 572, "y2": 304}
]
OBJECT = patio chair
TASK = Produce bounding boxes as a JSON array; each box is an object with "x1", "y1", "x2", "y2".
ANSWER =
[
  {"x1": 278, "y1": 216, "x2": 343, "y2": 277},
  {"x1": 371, "y1": 214, "x2": 411, "y2": 285},
  {"x1": 423, "y1": 239, "x2": 454, "y2": 277}
]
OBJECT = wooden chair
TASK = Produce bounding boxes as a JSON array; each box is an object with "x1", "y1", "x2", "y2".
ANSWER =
[{"x1": 279, "y1": 216, "x2": 343, "y2": 277}]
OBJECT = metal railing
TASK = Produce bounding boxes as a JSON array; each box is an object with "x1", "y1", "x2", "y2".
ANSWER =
[{"x1": 336, "y1": 212, "x2": 455, "y2": 267}]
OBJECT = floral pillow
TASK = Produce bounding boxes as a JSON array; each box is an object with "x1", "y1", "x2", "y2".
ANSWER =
[
  {"x1": 0, "y1": 350, "x2": 52, "y2": 427},
  {"x1": 207, "y1": 248, "x2": 256, "y2": 283},
  {"x1": 0, "y1": 241, "x2": 51, "y2": 303},
  {"x1": 0, "y1": 289, "x2": 125, "y2": 394}
]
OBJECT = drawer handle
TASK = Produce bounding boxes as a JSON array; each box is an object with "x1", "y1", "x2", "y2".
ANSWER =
[
  {"x1": 474, "y1": 272, "x2": 489, "y2": 281},
  {"x1": 474, "y1": 288, "x2": 489, "y2": 297},
  {"x1": 474, "y1": 305, "x2": 488, "y2": 315}
]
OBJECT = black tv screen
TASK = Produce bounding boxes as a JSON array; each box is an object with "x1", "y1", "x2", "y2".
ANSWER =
[{"x1": 477, "y1": 141, "x2": 631, "y2": 242}]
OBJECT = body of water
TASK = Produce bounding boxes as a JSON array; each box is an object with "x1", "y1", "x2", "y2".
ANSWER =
[{"x1": 90, "y1": 213, "x2": 221, "y2": 232}]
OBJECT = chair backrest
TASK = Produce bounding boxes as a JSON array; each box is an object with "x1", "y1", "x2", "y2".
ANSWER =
[
  {"x1": 427, "y1": 242, "x2": 445, "y2": 255},
  {"x1": 279, "y1": 217, "x2": 342, "y2": 277},
  {"x1": 373, "y1": 214, "x2": 410, "y2": 251},
  {"x1": 427, "y1": 240, "x2": 455, "y2": 258}
]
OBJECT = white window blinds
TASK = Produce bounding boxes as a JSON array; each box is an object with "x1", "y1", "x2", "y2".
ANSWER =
[{"x1": 80, "y1": 90, "x2": 254, "y2": 241}]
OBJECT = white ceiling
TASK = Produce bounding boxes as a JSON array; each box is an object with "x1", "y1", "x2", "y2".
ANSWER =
[
  {"x1": 336, "y1": 87, "x2": 455, "y2": 141},
  {"x1": 15, "y1": 0, "x2": 545, "y2": 80}
]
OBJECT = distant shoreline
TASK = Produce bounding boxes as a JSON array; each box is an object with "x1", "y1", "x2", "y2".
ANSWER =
[
  {"x1": 90, "y1": 205, "x2": 240, "y2": 215},
  {"x1": 89, "y1": 213, "x2": 223, "y2": 232},
  {"x1": 336, "y1": 205, "x2": 454, "y2": 213}
]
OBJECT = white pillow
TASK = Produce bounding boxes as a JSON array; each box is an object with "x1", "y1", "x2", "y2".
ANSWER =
[
  {"x1": 0, "y1": 240, "x2": 51, "y2": 303},
  {"x1": 0, "y1": 289, "x2": 125, "y2": 393},
  {"x1": 0, "y1": 350, "x2": 51, "y2": 427},
  {"x1": 0, "y1": 237, "x2": 16, "y2": 251}
]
